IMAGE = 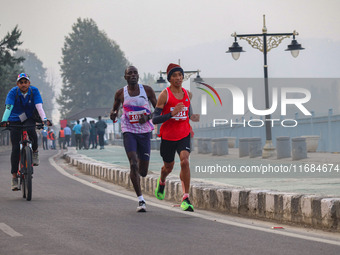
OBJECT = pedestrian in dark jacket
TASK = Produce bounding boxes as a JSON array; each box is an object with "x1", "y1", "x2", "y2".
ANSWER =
[
  {"x1": 89, "y1": 120, "x2": 97, "y2": 149},
  {"x1": 95, "y1": 116, "x2": 107, "y2": 149},
  {"x1": 81, "y1": 118, "x2": 91, "y2": 149}
]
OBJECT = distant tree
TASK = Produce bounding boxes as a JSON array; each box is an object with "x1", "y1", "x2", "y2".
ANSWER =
[
  {"x1": 57, "y1": 18, "x2": 129, "y2": 118},
  {"x1": 0, "y1": 25, "x2": 24, "y2": 112},
  {"x1": 140, "y1": 73, "x2": 156, "y2": 85},
  {"x1": 14, "y1": 49, "x2": 55, "y2": 118}
]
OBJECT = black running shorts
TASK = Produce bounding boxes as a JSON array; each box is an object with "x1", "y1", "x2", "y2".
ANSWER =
[{"x1": 160, "y1": 134, "x2": 191, "y2": 163}]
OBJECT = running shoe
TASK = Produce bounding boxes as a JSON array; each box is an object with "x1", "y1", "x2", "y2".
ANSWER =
[
  {"x1": 11, "y1": 178, "x2": 19, "y2": 191},
  {"x1": 33, "y1": 151, "x2": 39, "y2": 166},
  {"x1": 137, "y1": 200, "x2": 146, "y2": 212},
  {"x1": 155, "y1": 177, "x2": 165, "y2": 200},
  {"x1": 181, "y1": 197, "x2": 194, "y2": 212}
]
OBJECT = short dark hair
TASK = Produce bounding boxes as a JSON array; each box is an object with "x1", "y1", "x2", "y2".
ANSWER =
[{"x1": 125, "y1": 65, "x2": 138, "y2": 75}]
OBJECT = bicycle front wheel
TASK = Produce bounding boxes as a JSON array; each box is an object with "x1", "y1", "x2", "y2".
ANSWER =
[{"x1": 23, "y1": 146, "x2": 33, "y2": 201}]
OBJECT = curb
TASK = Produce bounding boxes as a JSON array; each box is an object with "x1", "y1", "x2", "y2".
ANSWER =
[{"x1": 62, "y1": 149, "x2": 340, "y2": 232}]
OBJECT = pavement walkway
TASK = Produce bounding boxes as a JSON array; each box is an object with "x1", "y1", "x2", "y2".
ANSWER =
[{"x1": 75, "y1": 145, "x2": 340, "y2": 197}]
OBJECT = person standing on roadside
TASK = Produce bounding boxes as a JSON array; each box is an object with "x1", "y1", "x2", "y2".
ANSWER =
[
  {"x1": 58, "y1": 127, "x2": 65, "y2": 149},
  {"x1": 72, "y1": 120, "x2": 82, "y2": 150},
  {"x1": 152, "y1": 63, "x2": 200, "y2": 212},
  {"x1": 63, "y1": 124, "x2": 72, "y2": 147},
  {"x1": 110, "y1": 66, "x2": 157, "y2": 212},
  {"x1": 81, "y1": 118, "x2": 91, "y2": 150},
  {"x1": 42, "y1": 127, "x2": 48, "y2": 150},
  {"x1": 89, "y1": 120, "x2": 97, "y2": 149},
  {"x1": 48, "y1": 128, "x2": 56, "y2": 149},
  {"x1": 95, "y1": 116, "x2": 107, "y2": 150}
]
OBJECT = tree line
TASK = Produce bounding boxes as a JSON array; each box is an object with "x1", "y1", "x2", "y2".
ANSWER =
[{"x1": 0, "y1": 17, "x2": 141, "y2": 119}]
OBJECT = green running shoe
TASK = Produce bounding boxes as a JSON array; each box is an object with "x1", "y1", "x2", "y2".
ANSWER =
[
  {"x1": 181, "y1": 197, "x2": 194, "y2": 212},
  {"x1": 155, "y1": 177, "x2": 165, "y2": 200}
]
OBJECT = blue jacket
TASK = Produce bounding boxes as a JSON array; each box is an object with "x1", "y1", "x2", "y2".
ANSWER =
[
  {"x1": 5, "y1": 86, "x2": 43, "y2": 122},
  {"x1": 72, "y1": 124, "x2": 82, "y2": 134}
]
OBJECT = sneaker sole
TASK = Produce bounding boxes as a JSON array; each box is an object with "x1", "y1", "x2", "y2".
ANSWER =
[
  {"x1": 184, "y1": 206, "x2": 194, "y2": 212},
  {"x1": 181, "y1": 203, "x2": 194, "y2": 212},
  {"x1": 137, "y1": 207, "x2": 146, "y2": 212}
]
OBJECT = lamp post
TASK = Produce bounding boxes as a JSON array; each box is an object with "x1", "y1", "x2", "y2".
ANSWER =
[{"x1": 226, "y1": 15, "x2": 305, "y2": 158}]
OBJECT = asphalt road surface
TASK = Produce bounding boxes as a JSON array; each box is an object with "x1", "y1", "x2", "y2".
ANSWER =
[{"x1": 0, "y1": 149, "x2": 339, "y2": 255}]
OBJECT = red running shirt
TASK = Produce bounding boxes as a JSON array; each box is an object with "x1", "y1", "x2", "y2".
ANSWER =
[{"x1": 159, "y1": 87, "x2": 191, "y2": 141}]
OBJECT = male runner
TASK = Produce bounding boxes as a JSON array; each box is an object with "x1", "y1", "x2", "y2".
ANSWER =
[
  {"x1": 110, "y1": 66, "x2": 157, "y2": 212},
  {"x1": 152, "y1": 63, "x2": 199, "y2": 211}
]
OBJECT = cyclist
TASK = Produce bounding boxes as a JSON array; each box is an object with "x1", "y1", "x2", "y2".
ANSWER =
[
  {"x1": 0, "y1": 73, "x2": 48, "y2": 191},
  {"x1": 110, "y1": 66, "x2": 157, "y2": 212}
]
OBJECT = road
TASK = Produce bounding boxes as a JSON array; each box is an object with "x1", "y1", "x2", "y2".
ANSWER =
[{"x1": 0, "y1": 149, "x2": 339, "y2": 255}]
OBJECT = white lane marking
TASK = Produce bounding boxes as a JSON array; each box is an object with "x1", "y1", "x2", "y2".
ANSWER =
[
  {"x1": 0, "y1": 223, "x2": 23, "y2": 237},
  {"x1": 49, "y1": 154, "x2": 340, "y2": 247}
]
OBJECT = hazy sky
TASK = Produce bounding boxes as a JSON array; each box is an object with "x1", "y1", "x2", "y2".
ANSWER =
[{"x1": 1, "y1": 0, "x2": 340, "y2": 79}]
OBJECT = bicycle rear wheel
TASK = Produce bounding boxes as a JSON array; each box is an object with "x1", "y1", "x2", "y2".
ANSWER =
[{"x1": 23, "y1": 146, "x2": 33, "y2": 201}]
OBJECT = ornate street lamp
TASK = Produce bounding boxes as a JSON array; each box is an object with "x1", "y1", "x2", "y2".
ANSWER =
[
  {"x1": 226, "y1": 15, "x2": 305, "y2": 158},
  {"x1": 226, "y1": 37, "x2": 245, "y2": 60}
]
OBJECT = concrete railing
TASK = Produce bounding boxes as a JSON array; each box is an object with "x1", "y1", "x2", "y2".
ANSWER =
[{"x1": 63, "y1": 149, "x2": 340, "y2": 232}]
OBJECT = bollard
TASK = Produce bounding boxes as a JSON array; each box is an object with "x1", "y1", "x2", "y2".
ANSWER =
[
  {"x1": 191, "y1": 138, "x2": 195, "y2": 152},
  {"x1": 276, "y1": 136, "x2": 291, "y2": 159},
  {"x1": 201, "y1": 138, "x2": 212, "y2": 154},
  {"x1": 292, "y1": 137, "x2": 307, "y2": 160},
  {"x1": 211, "y1": 138, "x2": 229, "y2": 156},
  {"x1": 197, "y1": 138, "x2": 203, "y2": 154},
  {"x1": 226, "y1": 137, "x2": 236, "y2": 148},
  {"x1": 212, "y1": 138, "x2": 218, "y2": 155},
  {"x1": 151, "y1": 139, "x2": 157, "y2": 150},
  {"x1": 301, "y1": 135, "x2": 320, "y2": 152},
  {"x1": 248, "y1": 137, "x2": 262, "y2": 158},
  {"x1": 239, "y1": 138, "x2": 250, "y2": 157},
  {"x1": 156, "y1": 139, "x2": 161, "y2": 150}
]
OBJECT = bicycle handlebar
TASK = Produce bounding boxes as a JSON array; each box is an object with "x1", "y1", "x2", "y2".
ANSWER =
[{"x1": 1, "y1": 123, "x2": 45, "y2": 131}]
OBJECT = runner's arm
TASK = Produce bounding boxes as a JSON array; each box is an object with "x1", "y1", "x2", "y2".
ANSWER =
[
  {"x1": 110, "y1": 89, "x2": 123, "y2": 122},
  {"x1": 144, "y1": 85, "x2": 157, "y2": 109},
  {"x1": 187, "y1": 92, "x2": 200, "y2": 122},
  {"x1": 152, "y1": 107, "x2": 172, "y2": 124},
  {"x1": 151, "y1": 89, "x2": 170, "y2": 124},
  {"x1": 139, "y1": 85, "x2": 157, "y2": 124}
]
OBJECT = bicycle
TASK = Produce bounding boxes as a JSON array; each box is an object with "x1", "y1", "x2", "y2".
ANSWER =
[{"x1": 2, "y1": 123, "x2": 44, "y2": 201}]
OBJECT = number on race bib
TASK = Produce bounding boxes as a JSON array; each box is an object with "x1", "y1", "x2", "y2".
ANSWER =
[
  {"x1": 170, "y1": 107, "x2": 188, "y2": 121},
  {"x1": 128, "y1": 110, "x2": 147, "y2": 124}
]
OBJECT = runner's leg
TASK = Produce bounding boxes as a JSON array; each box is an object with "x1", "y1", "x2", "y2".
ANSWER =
[
  {"x1": 137, "y1": 132, "x2": 151, "y2": 178},
  {"x1": 179, "y1": 150, "x2": 190, "y2": 194},
  {"x1": 123, "y1": 133, "x2": 141, "y2": 196}
]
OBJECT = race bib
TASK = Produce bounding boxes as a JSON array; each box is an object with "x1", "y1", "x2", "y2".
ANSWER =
[
  {"x1": 128, "y1": 110, "x2": 147, "y2": 123},
  {"x1": 170, "y1": 107, "x2": 188, "y2": 121}
]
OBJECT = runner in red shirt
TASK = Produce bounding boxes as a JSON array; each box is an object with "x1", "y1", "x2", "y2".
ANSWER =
[{"x1": 152, "y1": 63, "x2": 200, "y2": 211}]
